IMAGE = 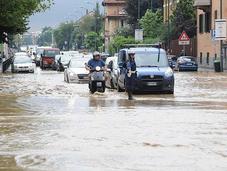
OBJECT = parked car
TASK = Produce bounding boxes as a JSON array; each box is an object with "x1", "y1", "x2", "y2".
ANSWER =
[
  {"x1": 117, "y1": 46, "x2": 175, "y2": 94},
  {"x1": 64, "y1": 59, "x2": 89, "y2": 83},
  {"x1": 40, "y1": 48, "x2": 60, "y2": 70},
  {"x1": 105, "y1": 56, "x2": 119, "y2": 89},
  {"x1": 175, "y1": 56, "x2": 198, "y2": 71},
  {"x1": 12, "y1": 56, "x2": 35, "y2": 73}
]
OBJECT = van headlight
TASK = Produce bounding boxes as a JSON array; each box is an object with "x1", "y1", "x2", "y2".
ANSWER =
[{"x1": 165, "y1": 68, "x2": 174, "y2": 77}]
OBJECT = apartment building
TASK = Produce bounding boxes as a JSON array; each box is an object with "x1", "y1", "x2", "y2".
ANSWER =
[
  {"x1": 195, "y1": 0, "x2": 227, "y2": 69},
  {"x1": 102, "y1": 0, "x2": 127, "y2": 52}
]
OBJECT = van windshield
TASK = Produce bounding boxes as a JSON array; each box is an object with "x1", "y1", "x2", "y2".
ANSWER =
[{"x1": 135, "y1": 52, "x2": 169, "y2": 67}]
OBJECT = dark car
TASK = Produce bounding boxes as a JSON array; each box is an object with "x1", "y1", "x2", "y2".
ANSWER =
[
  {"x1": 175, "y1": 56, "x2": 198, "y2": 71},
  {"x1": 117, "y1": 47, "x2": 175, "y2": 94}
]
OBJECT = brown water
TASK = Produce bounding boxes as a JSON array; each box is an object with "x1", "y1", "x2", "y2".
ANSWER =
[{"x1": 0, "y1": 68, "x2": 227, "y2": 171}]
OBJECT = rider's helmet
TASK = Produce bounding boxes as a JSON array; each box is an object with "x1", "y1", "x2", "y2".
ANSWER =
[
  {"x1": 128, "y1": 50, "x2": 135, "y2": 56},
  {"x1": 93, "y1": 51, "x2": 100, "y2": 59}
]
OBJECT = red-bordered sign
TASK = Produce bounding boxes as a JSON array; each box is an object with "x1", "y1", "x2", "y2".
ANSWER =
[{"x1": 178, "y1": 31, "x2": 190, "y2": 45}]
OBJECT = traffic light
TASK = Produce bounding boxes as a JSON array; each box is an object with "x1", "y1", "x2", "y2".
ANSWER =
[{"x1": 2, "y1": 32, "x2": 9, "y2": 44}]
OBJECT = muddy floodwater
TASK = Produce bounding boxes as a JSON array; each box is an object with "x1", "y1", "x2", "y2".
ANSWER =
[{"x1": 0, "y1": 68, "x2": 227, "y2": 171}]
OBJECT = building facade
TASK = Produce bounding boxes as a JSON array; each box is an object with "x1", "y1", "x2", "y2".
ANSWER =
[
  {"x1": 102, "y1": 0, "x2": 127, "y2": 52},
  {"x1": 195, "y1": 0, "x2": 227, "y2": 69}
]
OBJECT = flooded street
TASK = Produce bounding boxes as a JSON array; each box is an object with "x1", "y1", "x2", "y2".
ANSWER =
[{"x1": 0, "y1": 69, "x2": 227, "y2": 171}]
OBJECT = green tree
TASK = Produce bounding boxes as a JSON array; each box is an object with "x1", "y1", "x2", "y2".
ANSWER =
[
  {"x1": 109, "y1": 36, "x2": 136, "y2": 54},
  {"x1": 37, "y1": 27, "x2": 53, "y2": 46},
  {"x1": 84, "y1": 32, "x2": 102, "y2": 51},
  {"x1": 0, "y1": 0, "x2": 52, "y2": 39},
  {"x1": 54, "y1": 22, "x2": 75, "y2": 50},
  {"x1": 125, "y1": 0, "x2": 163, "y2": 29},
  {"x1": 140, "y1": 9, "x2": 163, "y2": 38},
  {"x1": 171, "y1": 0, "x2": 196, "y2": 39}
]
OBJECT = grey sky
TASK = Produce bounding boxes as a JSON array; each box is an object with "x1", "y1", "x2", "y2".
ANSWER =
[{"x1": 29, "y1": 0, "x2": 102, "y2": 32}]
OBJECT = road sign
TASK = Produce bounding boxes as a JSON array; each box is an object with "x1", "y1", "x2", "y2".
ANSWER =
[
  {"x1": 215, "y1": 19, "x2": 226, "y2": 40},
  {"x1": 135, "y1": 29, "x2": 143, "y2": 41},
  {"x1": 178, "y1": 31, "x2": 190, "y2": 45}
]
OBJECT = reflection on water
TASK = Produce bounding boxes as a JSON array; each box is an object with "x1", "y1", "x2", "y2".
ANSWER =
[{"x1": 0, "y1": 71, "x2": 227, "y2": 171}]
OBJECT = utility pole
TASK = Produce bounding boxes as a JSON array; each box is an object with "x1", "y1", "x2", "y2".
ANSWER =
[{"x1": 220, "y1": 0, "x2": 224, "y2": 72}]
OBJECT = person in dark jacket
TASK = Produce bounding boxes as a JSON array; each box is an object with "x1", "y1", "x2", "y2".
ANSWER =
[{"x1": 125, "y1": 50, "x2": 137, "y2": 100}]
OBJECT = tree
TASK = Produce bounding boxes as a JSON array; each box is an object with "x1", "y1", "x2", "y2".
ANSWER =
[
  {"x1": 84, "y1": 32, "x2": 102, "y2": 52},
  {"x1": 54, "y1": 22, "x2": 75, "y2": 50},
  {"x1": 125, "y1": 0, "x2": 163, "y2": 29},
  {"x1": 0, "y1": 0, "x2": 52, "y2": 39},
  {"x1": 171, "y1": 0, "x2": 196, "y2": 39},
  {"x1": 140, "y1": 9, "x2": 163, "y2": 38},
  {"x1": 109, "y1": 36, "x2": 136, "y2": 54},
  {"x1": 37, "y1": 27, "x2": 53, "y2": 46}
]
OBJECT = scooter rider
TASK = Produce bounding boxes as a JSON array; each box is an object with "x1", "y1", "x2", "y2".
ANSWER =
[
  {"x1": 86, "y1": 51, "x2": 105, "y2": 71},
  {"x1": 125, "y1": 50, "x2": 137, "y2": 100}
]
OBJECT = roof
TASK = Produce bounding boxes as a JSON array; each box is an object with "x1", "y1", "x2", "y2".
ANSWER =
[{"x1": 121, "y1": 47, "x2": 166, "y2": 53}]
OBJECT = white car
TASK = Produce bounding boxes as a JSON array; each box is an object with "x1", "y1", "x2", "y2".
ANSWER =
[
  {"x1": 12, "y1": 56, "x2": 35, "y2": 73},
  {"x1": 64, "y1": 59, "x2": 89, "y2": 83},
  {"x1": 14, "y1": 52, "x2": 29, "y2": 57}
]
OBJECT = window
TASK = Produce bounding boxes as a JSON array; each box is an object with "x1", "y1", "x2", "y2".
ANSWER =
[
  {"x1": 121, "y1": 20, "x2": 124, "y2": 27},
  {"x1": 214, "y1": 10, "x2": 218, "y2": 19},
  {"x1": 205, "y1": 12, "x2": 211, "y2": 32},
  {"x1": 200, "y1": 52, "x2": 203, "y2": 64},
  {"x1": 199, "y1": 14, "x2": 204, "y2": 33},
  {"x1": 215, "y1": 53, "x2": 217, "y2": 60},
  {"x1": 207, "y1": 52, "x2": 210, "y2": 65},
  {"x1": 199, "y1": 12, "x2": 211, "y2": 33}
]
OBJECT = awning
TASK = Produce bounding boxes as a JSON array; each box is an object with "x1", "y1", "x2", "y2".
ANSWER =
[{"x1": 194, "y1": 0, "x2": 211, "y2": 6}]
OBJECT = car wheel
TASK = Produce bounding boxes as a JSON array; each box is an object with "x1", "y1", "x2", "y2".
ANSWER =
[{"x1": 167, "y1": 90, "x2": 174, "y2": 94}]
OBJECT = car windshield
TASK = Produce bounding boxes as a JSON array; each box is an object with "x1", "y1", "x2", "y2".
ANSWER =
[
  {"x1": 44, "y1": 50, "x2": 59, "y2": 57},
  {"x1": 14, "y1": 57, "x2": 32, "y2": 64},
  {"x1": 178, "y1": 56, "x2": 197, "y2": 63},
  {"x1": 70, "y1": 60, "x2": 86, "y2": 68},
  {"x1": 135, "y1": 52, "x2": 169, "y2": 67}
]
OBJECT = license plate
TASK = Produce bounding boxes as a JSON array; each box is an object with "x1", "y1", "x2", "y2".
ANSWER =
[
  {"x1": 96, "y1": 82, "x2": 102, "y2": 87},
  {"x1": 147, "y1": 82, "x2": 157, "y2": 86}
]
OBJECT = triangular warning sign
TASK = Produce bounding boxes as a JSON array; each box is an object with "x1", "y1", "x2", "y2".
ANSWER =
[{"x1": 179, "y1": 31, "x2": 190, "y2": 41}]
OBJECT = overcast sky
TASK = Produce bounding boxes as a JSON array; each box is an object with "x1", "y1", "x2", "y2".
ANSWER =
[{"x1": 29, "y1": 0, "x2": 102, "y2": 32}]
